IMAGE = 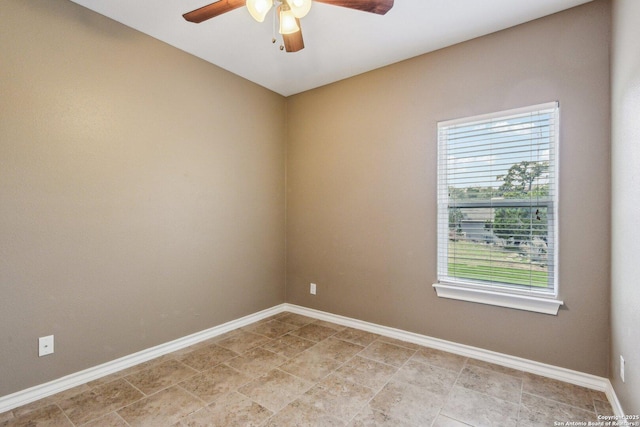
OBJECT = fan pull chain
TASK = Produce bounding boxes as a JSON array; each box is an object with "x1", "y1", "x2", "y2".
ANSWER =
[
  {"x1": 272, "y1": 5, "x2": 277, "y2": 45},
  {"x1": 271, "y1": 3, "x2": 285, "y2": 51}
]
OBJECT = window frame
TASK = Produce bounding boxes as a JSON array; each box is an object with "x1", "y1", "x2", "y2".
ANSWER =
[{"x1": 432, "y1": 102, "x2": 563, "y2": 315}]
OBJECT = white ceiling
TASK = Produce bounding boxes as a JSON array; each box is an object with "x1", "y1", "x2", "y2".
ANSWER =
[{"x1": 69, "y1": 0, "x2": 592, "y2": 96}]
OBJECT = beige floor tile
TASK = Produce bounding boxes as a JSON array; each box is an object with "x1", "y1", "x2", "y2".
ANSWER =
[
  {"x1": 335, "y1": 355, "x2": 398, "y2": 391},
  {"x1": 0, "y1": 404, "x2": 73, "y2": 427},
  {"x1": 125, "y1": 359, "x2": 198, "y2": 395},
  {"x1": 171, "y1": 338, "x2": 221, "y2": 357},
  {"x1": 256, "y1": 313, "x2": 284, "y2": 323},
  {"x1": 593, "y1": 398, "x2": 614, "y2": 417},
  {"x1": 369, "y1": 379, "x2": 444, "y2": 426},
  {"x1": 261, "y1": 333, "x2": 317, "y2": 358},
  {"x1": 411, "y1": 347, "x2": 467, "y2": 373},
  {"x1": 393, "y1": 359, "x2": 458, "y2": 396},
  {"x1": 311, "y1": 320, "x2": 347, "y2": 332},
  {"x1": 441, "y1": 386, "x2": 519, "y2": 427},
  {"x1": 300, "y1": 374, "x2": 375, "y2": 422},
  {"x1": 0, "y1": 410, "x2": 14, "y2": 424},
  {"x1": 432, "y1": 415, "x2": 473, "y2": 426},
  {"x1": 348, "y1": 405, "x2": 413, "y2": 427},
  {"x1": 333, "y1": 328, "x2": 380, "y2": 347},
  {"x1": 276, "y1": 313, "x2": 316, "y2": 328},
  {"x1": 87, "y1": 355, "x2": 176, "y2": 388},
  {"x1": 85, "y1": 371, "x2": 127, "y2": 389},
  {"x1": 208, "y1": 392, "x2": 273, "y2": 426},
  {"x1": 226, "y1": 347, "x2": 288, "y2": 377},
  {"x1": 9, "y1": 384, "x2": 92, "y2": 419},
  {"x1": 80, "y1": 412, "x2": 129, "y2": 426},
  {"x1": 465, "y1": 358, "x2": 526, "y2": 378},
  {"x1": 518, "y1": 392, "x2": 598, "y2": 426},
  {"x1": 237, "y1": 369, "x2": 313, "y2": 412},
  {"x1": 306, "y1": 337, "x2": 364, "y2": 362},
  {"x1": 455, "y1": 364, "x2": 523, "y2": 403},
  {"x1": 590, "y1": 389, "x2": 608, "y2": 401},
  {"x1": 522, "y1": 373, "x2": 597, "y2": 412},
  {"x1": 290, "y1": 323, "x2": 339, "y2": 342},
  {"x1": 375, "y1": 336, "x2": 423, "y2": 350},
  {"x1": 58, "y1": 379, "x2": 144, "y2": 425},
  {"x1": 176, "y1": 343, "x2": 238, "y2": 371},
  {"x1": 517, "y1": 409, "x2": 569, "y2": 427},
  {"x1": 174, "y1": 392, "x2": 273, "y2": 427},
  {"x1": 216, "y1": 331, "x2": 272, "y2": 354},
  {"x1": 117, "y1": 386, "x2": 203, "y2": 426},
  {"x1": 279, "y1": 350, "x2": 343, "y2": 382},
  {"x1": 264, "y1": 399, "x2": 344, "y2": 427},
  {"x1": 179, "y1": 364, "x2": 252, "y2": 404},
  {"x1": 242, "y1": 320, "x2": 298, "y2": 339},
  {"x1": 359, "y1": 340, "x2": 416, "y2": 367},
  {"x1": 56, "y1": 384, "x2": 95, "y2": 400},
  {"x1": 209, "y1": 329, "x2": 242, "y2": 343}
]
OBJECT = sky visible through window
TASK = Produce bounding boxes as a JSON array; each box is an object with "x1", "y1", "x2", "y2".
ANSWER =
[{"x1": 444, "y1": 111, "x2": 553, "y2": 194}]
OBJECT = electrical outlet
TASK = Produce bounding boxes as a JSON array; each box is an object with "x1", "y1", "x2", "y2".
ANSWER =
[
  {"x1": 310, "y1": 283, "x2": 317, "y2": 295},
  {"x1": 620, "y1": 355, "x2": 625, "y2": 383},
  {"x1": 39, "y1": 335, "x2": 54, "y2": 357}
]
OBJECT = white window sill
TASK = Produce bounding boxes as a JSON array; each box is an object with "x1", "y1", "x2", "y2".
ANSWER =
[{"x1": 432, "y1": 283, "x2": 563, "y2": 315}]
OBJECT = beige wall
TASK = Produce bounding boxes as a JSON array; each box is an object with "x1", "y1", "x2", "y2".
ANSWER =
[
  {"x1": 0, "y1": 0, "x2": 286, "y2": 396},
  {"x1": 611, "y1": 0, "x2": 640, "y2": 414},
  {"x1": 287, "y1": 0, "x2": 611, "y2": 376}
]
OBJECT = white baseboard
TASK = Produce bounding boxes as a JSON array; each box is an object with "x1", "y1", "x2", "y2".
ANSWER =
[
  {"x1": 0, "y1": 305, "x2": 286, "y2": 414},
  {"x1": 604, "y1": 380, "x2": 626, "y2": 417},
  {"x1": 1, "y1": 303, "x2": 625, "y2": 417}
]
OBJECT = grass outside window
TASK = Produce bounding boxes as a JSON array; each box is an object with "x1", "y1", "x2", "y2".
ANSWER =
[{"x1": 447, "y1": 240, "x2": 549, "y2": 288}]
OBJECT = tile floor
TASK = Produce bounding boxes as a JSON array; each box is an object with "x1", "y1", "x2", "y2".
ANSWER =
[{"x1": 0, "y1": 312, "x2": 614, "y2": 426}]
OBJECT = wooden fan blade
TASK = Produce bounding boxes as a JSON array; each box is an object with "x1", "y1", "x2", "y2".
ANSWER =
[
  {"x1": 313, "y1": 0, "x2": 393, "y2": 15},
  {"x1": 283, "y1": 21, "x2": 304, "y2": 52},
  {"x1": 183, "y1": 0, "x2": 246, "y2": 23}
]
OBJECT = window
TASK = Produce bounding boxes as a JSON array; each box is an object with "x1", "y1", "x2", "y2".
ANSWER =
[{"x1": 433, "y1": 102, "x2": 563, "y2": 315}]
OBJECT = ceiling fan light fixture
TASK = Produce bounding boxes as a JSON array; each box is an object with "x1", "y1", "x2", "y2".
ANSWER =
[
  {"x1": 246, "y1": 0, "x2": 273, "y2": 22},
  {"x1": 278, "y1": 5, "x2": 300, "y2": 35},
  {"x1": 183, "y1": 0, "x2": 394, "y2": 53},
  {"x1": 289, "y1": 0, "x2": 312, "y2": 18}
]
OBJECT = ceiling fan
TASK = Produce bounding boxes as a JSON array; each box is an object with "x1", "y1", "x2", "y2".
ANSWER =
[{"x1": 183, "y1": 0, "x2": 394, "y2": 53}]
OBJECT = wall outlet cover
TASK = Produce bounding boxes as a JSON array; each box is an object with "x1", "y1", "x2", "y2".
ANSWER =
[{"x1": 39, "y1": 335, "x2": 54, "y2": 357}]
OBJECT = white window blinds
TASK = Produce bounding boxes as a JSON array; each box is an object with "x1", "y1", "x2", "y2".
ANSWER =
[{"x1": 437, "y1": 102, "x2": 559, "y2": 296}]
